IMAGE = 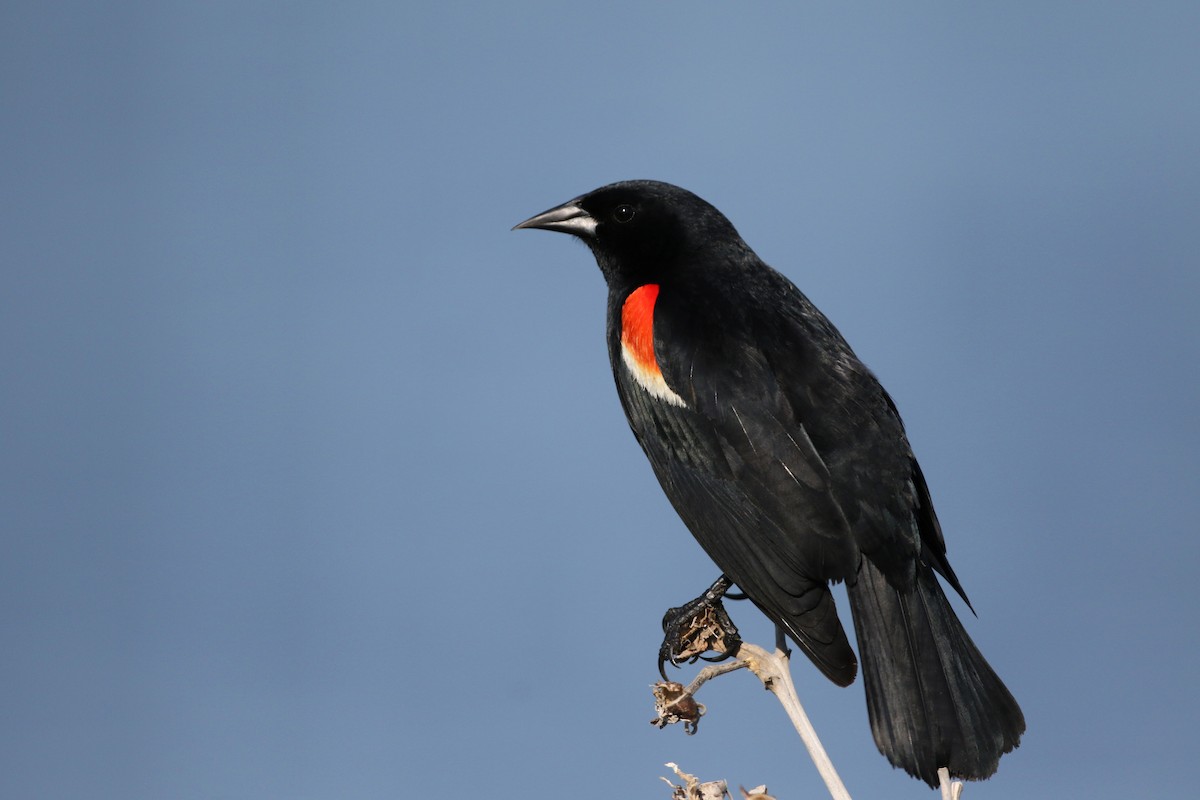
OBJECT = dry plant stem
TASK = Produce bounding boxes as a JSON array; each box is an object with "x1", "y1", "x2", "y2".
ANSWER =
[
  {"x1": 938, "y1": 768, "x2": 964, "y2": 800},
  {"x1": 737, "y1": 643, "x2": 853, "y2": 800},
  {"x1": 683, "y1": 658, "x2": 752, "y2": 696}
]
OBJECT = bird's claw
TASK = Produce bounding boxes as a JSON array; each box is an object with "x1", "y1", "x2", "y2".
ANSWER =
[{"x1": 657, "y1": 576, "x2": 743, "y2": 680}]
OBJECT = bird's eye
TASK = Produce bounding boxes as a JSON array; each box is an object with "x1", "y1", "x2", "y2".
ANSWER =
[{"x1": 612, "y1": 204, "x2": 636, "y2": 224}]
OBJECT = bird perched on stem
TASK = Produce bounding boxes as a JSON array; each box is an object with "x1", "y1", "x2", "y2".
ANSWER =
[{"x1": 514, "y1": 180, "x2": 1024, "y2": 787}]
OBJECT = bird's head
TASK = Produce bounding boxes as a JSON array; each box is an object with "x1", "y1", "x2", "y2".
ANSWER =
[{"x1": 514, "y1": 180, "x2": 746, "y2": 285}]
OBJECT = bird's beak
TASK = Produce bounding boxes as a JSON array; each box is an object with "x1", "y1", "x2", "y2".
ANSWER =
[{"x1": 512, "y1": 201, "x2": 597, "y2": 238}]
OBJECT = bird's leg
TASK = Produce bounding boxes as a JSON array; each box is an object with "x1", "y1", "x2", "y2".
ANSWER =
[
  {"x1": 658, "y1": 574, "x2": 743, "y2": 679},
  {"x1": 774, "y1": 624, "x2": 793, "y2": 660}
]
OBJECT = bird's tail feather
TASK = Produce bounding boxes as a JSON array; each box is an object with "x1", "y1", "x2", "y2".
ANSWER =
[{"x1": 846, "y1": 558, "x2": 1024, "y2": 787}]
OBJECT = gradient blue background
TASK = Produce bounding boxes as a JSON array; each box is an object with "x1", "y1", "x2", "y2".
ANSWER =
[{"x1": 4, "y1": 3, "x2": 1198, "y2": 798}]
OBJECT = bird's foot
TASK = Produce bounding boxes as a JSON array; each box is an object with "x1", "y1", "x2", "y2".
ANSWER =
[{"x1": 658, "y1": 575, "x2": 743, "y2": 680}]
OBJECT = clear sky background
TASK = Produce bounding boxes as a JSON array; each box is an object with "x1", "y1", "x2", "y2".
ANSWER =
[{"x1": 3, "y1": 3, "x2": 1198, "y2": 799}]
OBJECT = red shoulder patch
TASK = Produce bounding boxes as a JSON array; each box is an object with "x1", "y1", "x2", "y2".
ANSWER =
[
  {"x1": 620, "y1": 284, "x2": 662, "y2": 376},
  {"x1": 620, "y1": 284, "x2": 687, "y2": 407}
]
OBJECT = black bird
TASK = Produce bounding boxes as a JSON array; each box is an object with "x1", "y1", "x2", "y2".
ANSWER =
[{"x1": 514, "y1": 180, "x2": 1024, "y2": 787}]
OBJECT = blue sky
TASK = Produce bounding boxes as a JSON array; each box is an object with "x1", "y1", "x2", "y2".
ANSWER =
[{"x1": 3, "y1": 3, "x2": 1198, "y2": 798}]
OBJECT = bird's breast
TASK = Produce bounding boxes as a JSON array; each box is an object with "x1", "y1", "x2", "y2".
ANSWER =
[{"x1": 620, "y1": 284, "x2": 687, "y2": 408}]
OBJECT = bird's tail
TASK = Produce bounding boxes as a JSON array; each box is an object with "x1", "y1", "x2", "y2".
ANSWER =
[{"x1": 846, "y1": 557, "x2": 1025, "y2": 787}]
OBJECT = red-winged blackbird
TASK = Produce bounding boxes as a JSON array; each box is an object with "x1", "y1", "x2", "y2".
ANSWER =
[{"x1": 515, "y1": 180, "x2": 1024, "y2": 787}]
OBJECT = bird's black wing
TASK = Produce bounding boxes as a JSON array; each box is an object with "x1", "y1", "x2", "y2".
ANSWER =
[
  {"x1": 756, "y1": 275, "x2": 971, "y2": 605},
  {"x1": 609, "y1": 282, "x2": 861, "y2": 685}
]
